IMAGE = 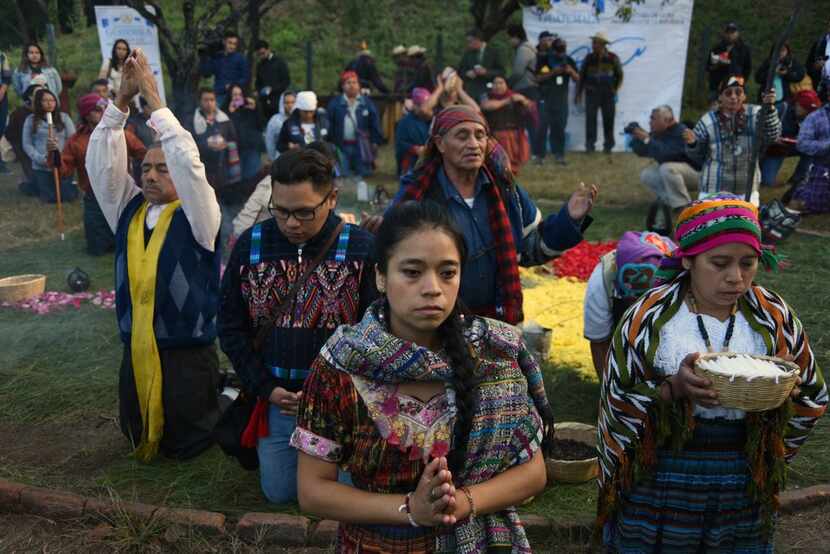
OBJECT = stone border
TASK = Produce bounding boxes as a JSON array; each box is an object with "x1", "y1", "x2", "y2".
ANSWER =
[{"x1": 2, "y1": 479, "x2": 829, "y2": 546}]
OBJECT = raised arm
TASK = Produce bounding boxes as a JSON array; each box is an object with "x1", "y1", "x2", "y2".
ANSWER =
[{"x1": 132, "y1": 49, "x2": 221, "y2": 251}]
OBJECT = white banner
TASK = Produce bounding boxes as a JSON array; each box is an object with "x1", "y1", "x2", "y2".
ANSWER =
[
  {"x1": 523, "y1": 0, "x2": 694, "y2": 151},
  {"x1": 95, "y1": 5, "x2": 166, "y2": 103}
]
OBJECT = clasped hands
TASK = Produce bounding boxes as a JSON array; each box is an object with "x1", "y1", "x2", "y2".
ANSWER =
[
  {"x1": 116, "y1": 48, "x2": 163, "y2": 112},
  {"x1": 408, "y1": 457, "x2": 470, "y2": 527}
]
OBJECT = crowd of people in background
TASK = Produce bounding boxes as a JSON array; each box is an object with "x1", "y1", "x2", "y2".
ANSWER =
[{"x1": 0, "y1": 17, "x2": 829, "y2": 553}]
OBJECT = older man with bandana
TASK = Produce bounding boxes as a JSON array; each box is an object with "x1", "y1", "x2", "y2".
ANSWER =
[{"x1": 364, "y1": 105, "x2": 597, "y2": 325}]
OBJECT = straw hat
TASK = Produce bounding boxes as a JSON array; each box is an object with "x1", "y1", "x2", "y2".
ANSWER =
[
  {"x1": 392, "y1": 45, "x2": 407, "y2": 56},
  {"x1": 407, "y1": 45, "x2": 426, "y2": 56},
  {"x1": 590, "y1": 32, "x2": 611, "y2": 44}
]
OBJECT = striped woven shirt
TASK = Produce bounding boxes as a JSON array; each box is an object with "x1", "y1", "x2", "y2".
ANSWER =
[
  {"x1": 686, "y1": 105, "x2": 781, "y2": 197},
  {"x1": 597, "y1": 276, "x2": 827, "y2": 513}
]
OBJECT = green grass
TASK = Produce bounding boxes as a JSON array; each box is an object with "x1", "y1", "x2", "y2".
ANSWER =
[{"x1": 0, "y1": 147, "x2": 828, "y2": 533}]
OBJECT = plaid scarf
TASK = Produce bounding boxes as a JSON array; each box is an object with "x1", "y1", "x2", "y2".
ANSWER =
[{"x1": 398, "y1": 106, "x2": 524, "y2": 324}]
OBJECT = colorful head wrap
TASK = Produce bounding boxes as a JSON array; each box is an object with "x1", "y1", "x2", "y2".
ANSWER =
[
  {"x1": 421, "y1": 105, "x2": 510, "y2": 184},
  {"x1": 794, "y1": 89, "x2": 822, "y2": 112},
  {"x1": 655, "y1": 193, "x2": 776, "y2": 285},
  {"x1": 615, "y1": 231, "x2": 676, "y2": 299},
  {"x1": 340, "y1": 70, "x2": 359, "y2": 84},
  {"x1": 411, "y1": 87, "x2": 431, "y2": 107},
  {"x1": 78, "y1": 93, "x2": 107, "y2": 119},
  {"x1": 429, "y1": 104, "x2": 488, "y2": 135}
]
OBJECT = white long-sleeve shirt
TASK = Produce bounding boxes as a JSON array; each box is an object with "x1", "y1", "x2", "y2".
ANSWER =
[
  {"x1": 231, "y1": 174, "x2": 272, "y2": 238},
  {"x1": 86, "y1": 102, "x2": 221, "y2": 252}
]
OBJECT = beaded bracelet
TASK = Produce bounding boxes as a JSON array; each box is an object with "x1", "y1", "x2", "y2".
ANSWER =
[
  {"x1": 460, "y1": 486, "x2": 476, "y2": 519},
  {"x1": 397, "y1": 492, "x2": 420, "y2": 527}
]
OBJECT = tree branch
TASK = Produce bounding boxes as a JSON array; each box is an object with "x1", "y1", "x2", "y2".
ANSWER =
[
  {"x1": 124, "y1": 0, "x2": 178, "y2": 53},
  {"x1": 257, "y1": 0, "x2": 285, "y2": 18}
]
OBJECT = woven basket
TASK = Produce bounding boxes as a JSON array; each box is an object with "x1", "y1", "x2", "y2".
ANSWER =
[
  {"x1": 545, "y1": 422, "x2": 599, "y2": 485},
  {"x1": 695, "y1": 353, "x2": 799, "y2": 412},
  {"x1": 0, "y1": 274, "x2": 46, "y2": 303}
]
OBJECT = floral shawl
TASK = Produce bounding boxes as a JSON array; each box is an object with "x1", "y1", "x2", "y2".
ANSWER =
[
  {"x1": 597, "y1": 274, "x2": 827, "y2": 531},
  {"x1": 318, "y1": 301, "x2": 553, "y2": 553}
]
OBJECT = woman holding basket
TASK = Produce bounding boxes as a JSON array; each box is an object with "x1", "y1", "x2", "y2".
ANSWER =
[{"x1": 597, "y1": 193, "x2": 827, "y2": 552}]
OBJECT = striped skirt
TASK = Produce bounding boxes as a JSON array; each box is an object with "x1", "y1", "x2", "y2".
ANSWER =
[{"x1": 606, "y1": 418, "x2": 773, "y2": 554}]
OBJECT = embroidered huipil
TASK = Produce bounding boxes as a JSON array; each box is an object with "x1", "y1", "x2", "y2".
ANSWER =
[
  {"x1": 218, "y1": 214, "x2": 376, "y2": 396},
  {"x1": 291, "y1": 308, "x2": 548, "y2": 553}
]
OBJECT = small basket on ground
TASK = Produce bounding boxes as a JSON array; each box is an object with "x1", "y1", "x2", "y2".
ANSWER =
[
  {"x1": 695, "y1": 353, "x2": 799, "y2": 412},
  {"x1": 0, "y1": 274, "x2": 46, "y2": 303},
  {"x1": 545, "y1": 422, "x2": 599, "y2": 484}
]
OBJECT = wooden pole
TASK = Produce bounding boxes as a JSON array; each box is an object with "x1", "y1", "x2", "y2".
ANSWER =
[
  {"x1": 745, "y1": 0, "x2": 804, "y2": 202},
  {"x1": 46, "y1": 113, "x2": 65, "y2": 241}
]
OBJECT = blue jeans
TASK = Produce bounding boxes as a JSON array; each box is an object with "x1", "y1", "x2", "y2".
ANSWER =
[
  {"x1": 258, "y1": 405, "x2": 351, "y2": 504},
  {"x1": 760, "y1": 156, "x2": 785, "y2": 186},
  {"x1": 339, "y1": 142, "x2": 372, "y2": 178},
  {"x1": 240, "y1": 149, "x2": 261, "y2": 181},
  {"x1": 32, "y1": 169, "x2": 78, "y2": 204}
]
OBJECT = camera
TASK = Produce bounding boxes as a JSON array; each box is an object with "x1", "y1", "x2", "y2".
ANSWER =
[{"x1": 624, "y1": 121, "x2": 642, "y2": 134}]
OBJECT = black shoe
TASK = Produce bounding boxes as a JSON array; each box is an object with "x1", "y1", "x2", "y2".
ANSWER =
[{"x1": 645, "y1": 201, "x2": 673, "y2": 237}]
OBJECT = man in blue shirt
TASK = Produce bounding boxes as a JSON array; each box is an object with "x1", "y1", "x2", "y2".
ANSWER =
[
  {"x1": 363, "y1": 105, "x2": 597, "y2": 324},
  {"x1": 199, "y1": 31, "x2": 251, "y2": 107}
]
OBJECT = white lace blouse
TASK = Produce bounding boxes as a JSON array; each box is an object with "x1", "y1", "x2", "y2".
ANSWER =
[{"x1": 653, "y1": 301, "x2": 768, "y2": 420}]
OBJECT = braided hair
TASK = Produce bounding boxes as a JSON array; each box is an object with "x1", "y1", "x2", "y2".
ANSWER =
[{"x1": 374, "y1": 201, "x2": 479, "y2": 477}]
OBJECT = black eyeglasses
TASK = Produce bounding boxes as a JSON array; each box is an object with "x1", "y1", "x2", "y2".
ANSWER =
[{"x1": 269, "y1": 189, "x2": 332, "y2": 221}]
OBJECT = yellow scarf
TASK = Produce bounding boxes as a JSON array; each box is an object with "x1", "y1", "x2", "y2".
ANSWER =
[{"x1": 126, "y1": 199, "x2": 182, "y2": 462}]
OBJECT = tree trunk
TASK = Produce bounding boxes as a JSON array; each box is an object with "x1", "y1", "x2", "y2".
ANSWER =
[
  {"x1": 13, "y1": 0, "x2": 34, "y2": 43},
  {"x1": 245, "y1": 0, "x2": 260, "y2": 76}
]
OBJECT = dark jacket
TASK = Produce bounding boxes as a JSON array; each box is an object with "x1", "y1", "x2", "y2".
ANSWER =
[
  {"x1": 754, "y1": 53, "x2": 806, "y2": 103},
  {"x1": 577, "y1": 51, "x2": 623, "y2": 94},
  {"x1": 394, "y1": 111, "x2": 430, "y2": 176},
  {"x1": 192, "y1": 111, "x2": 238, "y2": 197},
  {"x1": 326, "y1": 95, "x2": 383, "y2": 148},
  {"x1": 393, "y1": 62, "x2": 415, "y2": 94},
  {"x1": 255, "y1": 52, "x2": 291, "y2": 98},
  {"x1": 630, "y1": 122, "x2": 701, "y2": 170},
  {"x1": 346, "y1": 54, "x2": 389, "y2": 94},
  {"x1": 410, "y1": 58, "x2": 435, "y2": 91},
  {"x1": 806, "y1": 33, "x2": 830, "y2": 89},
  {"x1": 228, "y1": 107, "x2": 265, "y2": 153},
  {"x1": 707, "y1": 39, "x2": 752, "y2": 92},
  {"x1": 458, "y1": 45, "x2": 505, "y2": 101},
  {"x1": 277, "y1": 109, "x2": 330, "y2": 153},
  {"x1": 218, "y1": 214, "x2": 377, "y2": 396},
  {"x1": 537, "y1": 52, "x2": 578, "y2": 99},
  {"x1": 200, "y1": 51, "x2": 251, "y2": 94}
]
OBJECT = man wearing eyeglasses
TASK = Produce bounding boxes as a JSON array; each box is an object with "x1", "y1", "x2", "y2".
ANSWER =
[
  {"x1": 684, "y1": 75, "x2": 780, "y2": 205},
  {"x1": 218, "y1": 147, "x2": 376, "y2": 504}
]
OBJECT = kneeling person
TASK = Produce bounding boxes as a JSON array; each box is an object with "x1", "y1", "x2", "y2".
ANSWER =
[
  {"x1": 219, "y1": 148, "x2": 376, "y2": 503},
  {"x1": 630, "y1": 105, "x2": 700, "y2": 211},
  {"x1": 86, "y1": 50, "x2": 223, "y2": 461},
  {"x1": 583, "y1": 231, "x2": 676, "y2": 377}
]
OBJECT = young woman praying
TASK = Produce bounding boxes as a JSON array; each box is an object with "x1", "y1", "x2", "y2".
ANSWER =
[
  {"x1": 597, "y1": 193, "x2": 827, "y2": 552},
  {"x1": 291, "y1": 201, "x2": 555, "y2": 553}
]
